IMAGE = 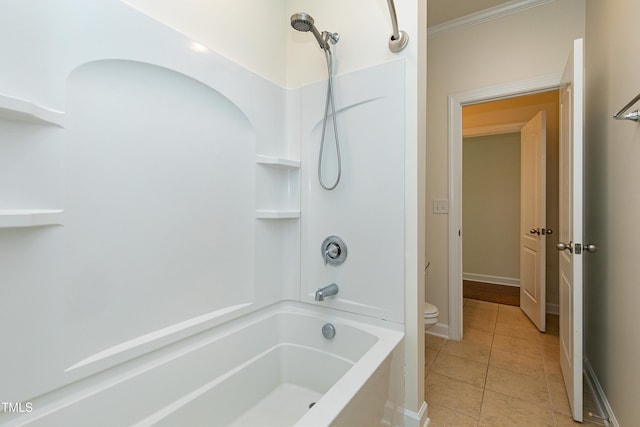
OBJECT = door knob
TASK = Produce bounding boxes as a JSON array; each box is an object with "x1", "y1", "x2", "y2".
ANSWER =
[
  {"x1": 530, "y1": 228, "x2": 540, "y2": 235},
  {"x1": 542, "y1": 228, "x2": 553, "y2": 235},
  {"x1": 585, "y1": 244, "x2": 598, "y2": 253},
  {"x1": 556, "y1": 242, "x2": 573, "y2": 253}
]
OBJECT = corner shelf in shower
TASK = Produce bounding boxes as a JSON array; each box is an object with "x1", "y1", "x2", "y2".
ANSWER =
[
  {"x1": 0, "y1": 94, "x2": 65, "y2": 127},
  {"x1": 255, "y1": 210, "x2": 300, "y2": 219},
  {"x1": 0, "y1": 210, "x2": 65, "y2": 228},
  {"x1": 255, "y1": 155, "x2": 300, "y2": 169}
]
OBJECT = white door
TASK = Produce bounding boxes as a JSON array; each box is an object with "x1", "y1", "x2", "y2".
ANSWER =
[
  {"x1": 520, "y1": 111, "x2": 547, "y2": 331},
  {"x1": 558, "y1": 38, "x2": 585, "y2": 422}
]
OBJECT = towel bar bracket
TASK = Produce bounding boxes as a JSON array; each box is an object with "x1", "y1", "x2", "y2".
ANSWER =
[{"x1": 613, "y1": 92, "x2": 640, "y2": 121}]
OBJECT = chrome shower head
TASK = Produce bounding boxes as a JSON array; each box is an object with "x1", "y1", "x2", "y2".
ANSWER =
[
  {"x1": 291, "y1": 12, "x2": 315, "y2": 32},
  {"x1": 290, "y1": 12, "x2": 338, "y2": 51}
]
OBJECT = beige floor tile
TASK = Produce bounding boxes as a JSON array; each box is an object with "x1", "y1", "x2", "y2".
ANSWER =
[
  {"x1": 426, "y1": 347, "x2": 439, "y2": 367},
  {"x1": 485, "y1": 365, "x2": 549, "y2": 405},
  {"x1": 543, "y1": 343, "x2": 560, "y2": 359},
  {"x1": 496, "y1": 307, "x2": 534, "y2": 328},
  {"x1": 496, "y1": 317, "x2": 536, "y2": 333},
  {"x1": 432, "y1": 353, "x2": 488, "y2": 388},
  {"x1": 425, "y1": 372, "x2": 484, "y2": 419},
  {"x1": 547, "y1": 377, "x2": 572, "y2": 416},
  {"x1": 497, "y1": 304, "x2": 531, "y2": 316},
  {"x1": 461, "y1": 326, "x2": 494, "y2": 347},
  {"x1": 553, "y1": 411, "x2": 602, "y2": 426},
  {"x1": 494, "y1": 320, "x2": 542, "y2": 341},
  {"x1": 465, "y1": 299, "x2": 499, "y2": 312},
  {"x1": 543, "y1": 349, "x2": 564, "y2": 386},
  {"x1": 428, "y1": 403, "x2": 478, "y2": 427},
  {"x1": 425, "y1": 333, "x2": 446, "y2": 351},
  {"x1": 465, "y1": 305, "x2": 499, "y2": 320},
  {"x1": 425, "y1": 302, "x2": 606, "y2": 427},
  {"x1": 541, "y1": 331, "x2": 561, "y2": 347},
  {"x1": 463, "y1": 312, "x2": 496, "y2": 333},
  {"x1": 478, "y1": 390, "x2": 554, "y2": 427},
  {"x1": 441, "y1": 339, "x2": 491, "y2": 364},
  {"x1": 492, "y1": 333, "x2": 542, "y2": 356},
  {"x1": 489, "y1": 347, "x2": 545, "y2": 378}
]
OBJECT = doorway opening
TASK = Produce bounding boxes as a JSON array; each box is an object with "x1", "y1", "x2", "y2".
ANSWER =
[
  {"x1": 447, "y1": 75, "x2": 562, "y2": 341},
  {"x1": 462, "y1": 91, "x2": 559, "y2": 327}
]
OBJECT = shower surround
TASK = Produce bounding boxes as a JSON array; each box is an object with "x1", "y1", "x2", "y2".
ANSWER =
[{"x1": 0, "y1": 0, "x2": 418, "y2": 425}]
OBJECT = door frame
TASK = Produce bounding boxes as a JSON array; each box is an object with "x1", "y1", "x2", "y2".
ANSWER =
[{"x1": 447, "y1": 73, "x2": 562, "y2": 340}]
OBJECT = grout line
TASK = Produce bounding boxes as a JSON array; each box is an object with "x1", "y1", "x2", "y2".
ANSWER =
[{"x1": 541, "y1": 327, "x2": 559, "y2": 427}]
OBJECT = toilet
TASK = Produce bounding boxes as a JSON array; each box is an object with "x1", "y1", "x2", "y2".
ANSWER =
[{"x1": 424, "y1": 302, "x2": 439, "y2": 331}]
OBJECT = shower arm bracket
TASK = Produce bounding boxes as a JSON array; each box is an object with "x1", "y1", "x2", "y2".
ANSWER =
[{"x1": 386, "y1": 0, "x2": 409, "y2": 52}]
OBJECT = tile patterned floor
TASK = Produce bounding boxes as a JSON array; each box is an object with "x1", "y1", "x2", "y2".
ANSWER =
[{"x1": 425, "y1": 299, "x2": 602, "y2": 427}]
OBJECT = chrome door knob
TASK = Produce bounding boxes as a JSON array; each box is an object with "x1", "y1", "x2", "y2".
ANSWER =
[
  {"x1": 585, "y1": 244, "x2": 598, "y2": 253},
  {"x1": 556, "y1": 242, "x2": 573, "y2": 253},
  {"x1": 530, "y1": 228, "x2": 540, "y2": 235}
]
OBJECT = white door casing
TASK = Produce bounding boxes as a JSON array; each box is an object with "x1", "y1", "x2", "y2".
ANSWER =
[
  {"x1": 558, "y1": 38, "x2": 584, "y2": 422},
  {"x1": 520, "y1": 111, "x2": 547, "y2": 332}
]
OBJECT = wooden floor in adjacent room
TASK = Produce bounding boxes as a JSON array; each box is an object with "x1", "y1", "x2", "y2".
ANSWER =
[{"x1": 463, "y1": 280, "x2": 520, "y2": 306}]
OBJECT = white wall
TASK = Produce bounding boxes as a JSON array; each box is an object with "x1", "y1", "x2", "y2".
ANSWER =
[
  {"x1": 426, "y1": 0, "x2": 585, "y2": 331},
  {"x1": 585, "y1": 0, "x2": 640, "y2": 424}
]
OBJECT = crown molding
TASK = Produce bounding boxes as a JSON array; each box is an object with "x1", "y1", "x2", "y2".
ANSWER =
[{"x1": 428, "y1": 0, "x2": 555, "y2": 39}]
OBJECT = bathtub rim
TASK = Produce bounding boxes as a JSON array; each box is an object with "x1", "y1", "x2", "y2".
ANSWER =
[{"x1": 2, "y1": 300, "x2": 404, "y2": 427}]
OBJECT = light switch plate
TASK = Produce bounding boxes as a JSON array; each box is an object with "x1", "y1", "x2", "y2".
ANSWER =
[{"x1": 433, "y1": 199, "x2": 448, "y2": 214}]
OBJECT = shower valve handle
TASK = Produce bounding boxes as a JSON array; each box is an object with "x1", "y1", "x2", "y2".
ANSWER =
[{"x1": 324, "y1": 243, "x2": 340, "y2": 265}]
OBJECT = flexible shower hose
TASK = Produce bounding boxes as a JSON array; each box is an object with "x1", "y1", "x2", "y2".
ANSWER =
[{"x1": 318, "y1": 46, "x2": 341, "y2": 191}]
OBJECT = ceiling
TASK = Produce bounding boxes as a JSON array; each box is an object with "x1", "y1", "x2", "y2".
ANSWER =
[{"x1": 427, "y1": 0, "x2": 515, "y2": 27}]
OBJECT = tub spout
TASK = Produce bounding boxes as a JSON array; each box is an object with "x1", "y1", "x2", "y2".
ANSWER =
[{"x1": 315, "y1": 283, "x2": 339, "y2": 301}]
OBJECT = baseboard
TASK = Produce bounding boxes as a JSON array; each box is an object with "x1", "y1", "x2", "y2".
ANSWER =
[
  {"x1": 546, "y1": 303, "x2": 559, "y2": 315},
  {"x1": 404, "y1": 401, "x2": 429, "y2": 427},
  {"x1": 584, "y1": 358, "x2": 619, "y2": 427},
  {"x1": 425, "y1": 322, "x2": 449, "y2": 339},
  {"x1": 463, "y1": 273, "x2": 520, "y2": 287}
]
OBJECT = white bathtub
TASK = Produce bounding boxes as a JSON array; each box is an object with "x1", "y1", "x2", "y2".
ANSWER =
[{"x1": 7, "y1": 302, "x2": 404, "y2": 427}]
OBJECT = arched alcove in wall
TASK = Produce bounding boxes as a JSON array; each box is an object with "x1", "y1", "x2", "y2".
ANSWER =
[{"x1": 63, "y1": 59, "x2": 257, "y2": 365}]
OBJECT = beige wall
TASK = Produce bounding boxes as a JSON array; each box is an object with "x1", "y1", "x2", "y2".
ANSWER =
[
  {"x1": 463, "y1": 133, "x2": 520, "y2": 280},
  {"x1": 122, "y1": 0, "x2": 417, "y2": 89},
  {"x1": 426, "y1": 0, "x2": 585, "y2": 328},
  {"x1": 585, "y1": 1, "x2": 640, "y2": 424},
  {"x1": 285, "y1": 0, "x2": 410, "y2": 88},
  {"x1": 463, "y1": 91, "x2": 560, "y2": 306},
  {"x1": 121, "y1": 0, "x2": 289, "y2": 86}
]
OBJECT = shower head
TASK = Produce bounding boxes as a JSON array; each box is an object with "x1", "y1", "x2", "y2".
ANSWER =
[
  {"x1": 290, "y1": 12, "x2": 338, "y2": 51},
  {"x1": 290, "y1": 12, "x2": 315, "y2": 33}
]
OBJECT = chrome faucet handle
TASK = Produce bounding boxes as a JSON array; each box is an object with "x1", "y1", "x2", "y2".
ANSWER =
[
  {"x1": 321, "y1": 236, "x2": 347, "y2": 266},
  {"x1": 324, "y1": 243, "x2": 340, "y2": 265}
]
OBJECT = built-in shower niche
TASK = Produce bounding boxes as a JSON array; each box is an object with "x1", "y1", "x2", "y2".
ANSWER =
[
  {"x1": 0, "y1": 94, "x2": 65, "y2": 229},
  {"x1": 255, "y1": 155, "x2": 301, "y2": 218},
  {"x1": 254, "y1": 155, "x2": 301, "y2": 302}
]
